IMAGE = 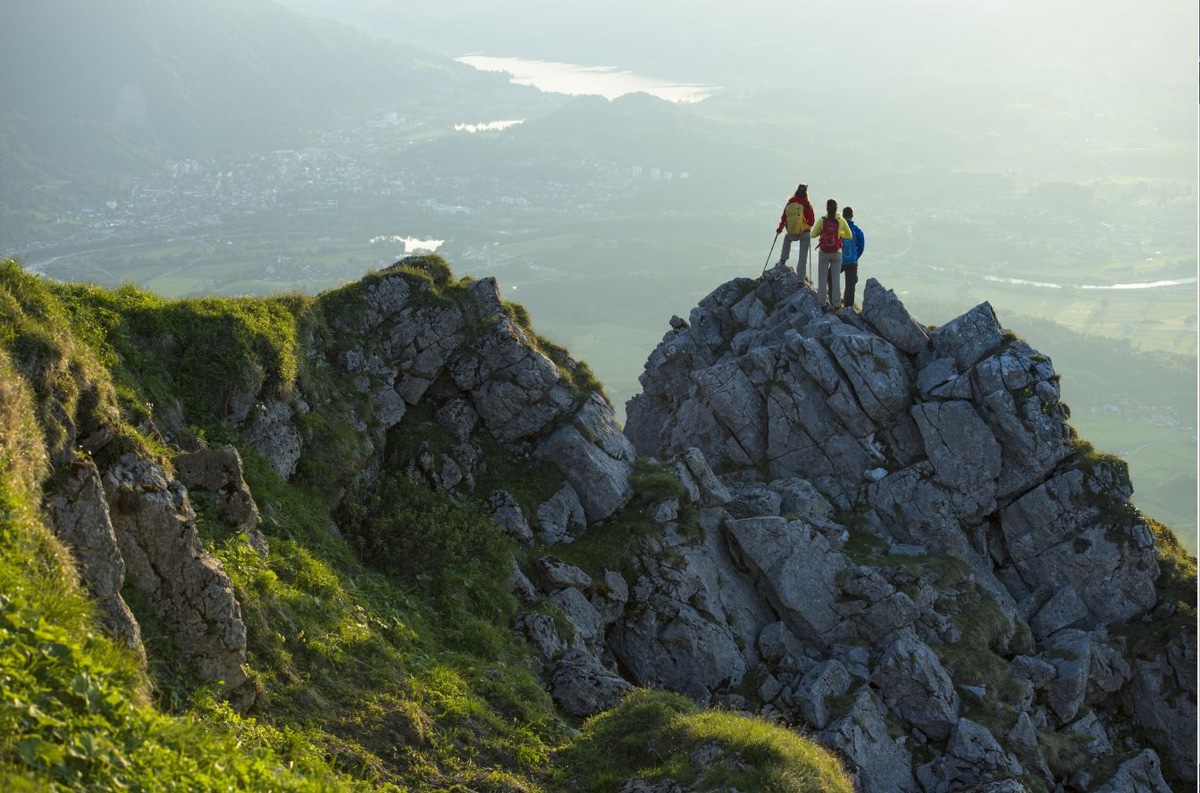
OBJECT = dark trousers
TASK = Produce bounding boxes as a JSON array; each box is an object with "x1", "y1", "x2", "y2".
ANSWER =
[{"x1": 841, "y1": 264, "x2": 859, "y2": 307}]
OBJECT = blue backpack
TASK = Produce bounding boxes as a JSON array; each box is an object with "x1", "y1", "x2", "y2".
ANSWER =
[{"x1": 841, "y1": 232, "x2": 858, "y2": 264}]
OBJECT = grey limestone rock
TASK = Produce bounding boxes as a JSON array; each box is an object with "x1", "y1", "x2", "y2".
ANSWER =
[
  {"x1": 451, "y1": 316, "x2": 573, "y2": 443},
  {"x1": 102, "y1": 454, "x2": 254, "y2": 710},
  {"x1": 925, "y1": 301, "x2": 1006, "y2": 372},
  {"x1": 793, "y1": 659, "x2": 851, "y2": 729},
  {"x1": 670, "y1": 447, "x2": 731, "y2": 507},
  {"x1": 174, "y1": 444, "x2": 260, "y2": 529},
  {"x1": 1000, "y1": 469, "x2": 1158, "y2": 628},
  {"x1": 241, "y1": 400, "x2": 302, "y2": 479},
  {"x1": 46, "y1": 458, "x2": 145, "y2": 662},
  {"x1": 535, "y1": 484, "x2": 586, "y2": 544},
  {"x1": 1123, "y1": 630, "x2": 1199, "y2": 785},
  {"x1": 1043, "y1": 629, "x2": 1092, "y2": 724},
  {"x1": 549, "y1": 648, "x2": 633, "y2": 718},
  {"x1": 537, "y1": 417, "x2": 633, "y2": 524},
  {"x1": 871, "y1": 634, "x2": 960, "y2": 741},
  {"x1": 820, "y1": 688, "x2": 918, "y2": 793},
  {"x1": 911, "y1": 400, "x2": 1002, "y2": 519},
  {"x1": 914, "y1": 718, "x2": 1022, "y2": 793},
  {"x1": 534, "y1": 556, "x2": 592, "y2": 591},
  {"x1": 489, "y1": 489, "x2": 533, "y2": 543},
  {"x1": 859, "y1": 278, "x2": 930, "y2": 355},
  {"x1": 1091, "y1": 749, "x2": 1172, "y2": 793},
  {"x1": 549, "y1": 586, "x2": 604, "y2": 646},
  {"x1": 615, "y1": 272, "x2": 1193, "y2": 792},
  {"x1": 724, "y1": 516, "x2": 847, "y2": 646}
]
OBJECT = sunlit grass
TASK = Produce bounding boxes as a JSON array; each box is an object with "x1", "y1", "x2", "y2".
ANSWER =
[{"x1": 555, "y1": 689, "x2": 854, "y2": 793}]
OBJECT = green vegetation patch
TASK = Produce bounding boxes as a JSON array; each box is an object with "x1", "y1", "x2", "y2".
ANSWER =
[
  {"x1": 51, "y1": 278, "x2": 308, "y2": 439},
  {"x1": 548, "y1": 457, "x2": 694, "y2": 580},
  {"x1": 555, "y1": 689, "x2": 854, "y2": 792},
  {"x1": 1113, "y1": 517, "x2": 1197, "y2": 657},
  {"x1": 218, "y1": 452, "x2": 569, "y2": 790},
  {"x1": 0, "y1": 353, "x2": 340, "y2": 790}
]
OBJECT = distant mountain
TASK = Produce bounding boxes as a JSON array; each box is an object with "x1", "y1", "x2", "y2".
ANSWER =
[
  {"x1": 0, "y1": 0, "x2": 530, "y2": 155},
  {"x1": 0, "y1": 0, "x2": 548, "y2": 242}
]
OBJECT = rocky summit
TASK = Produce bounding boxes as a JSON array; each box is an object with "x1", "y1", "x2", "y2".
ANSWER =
[
  {"x1": 9, "y1": 256, "x2": 1195, "y2": 792},
  {"x1": 600, "y1": 265, "x2": 1190, "y2": 791}
]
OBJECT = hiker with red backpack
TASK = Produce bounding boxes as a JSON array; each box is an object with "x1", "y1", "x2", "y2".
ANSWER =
[
  {"x1": 774, "y1": 183, "x2": 815, "y2": 276},
  {"x1": 810, "y1": 198, "x2": 852, "y2": 310}
]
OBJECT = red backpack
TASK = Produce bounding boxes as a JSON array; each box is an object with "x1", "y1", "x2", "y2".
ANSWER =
[{"x1": 818, "y1": 215, "x2": 842, "y2": 253}]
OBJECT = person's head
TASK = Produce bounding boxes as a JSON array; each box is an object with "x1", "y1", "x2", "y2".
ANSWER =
[
  {"x1": 843, "y1": 206, "x2": 854, "y2": 221},
  {"x1": 826, "y1": 198, "x2": 838, "y2": 219},
  {"x1": 795, "y1": 183, "x2": 808, "y2": 199}
]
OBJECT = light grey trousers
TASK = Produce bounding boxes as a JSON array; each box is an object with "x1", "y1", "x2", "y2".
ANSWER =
[
  {"x1": 779, "y1": 231, "x2": 811, "y2": 273},
  {"x1": 817, "y1": 250, "x2": 842, "y2": 306}
]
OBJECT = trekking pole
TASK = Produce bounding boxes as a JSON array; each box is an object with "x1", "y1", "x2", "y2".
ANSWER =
[{"x1": 762, "y1": 232, "x2": 779, "y2": 275}]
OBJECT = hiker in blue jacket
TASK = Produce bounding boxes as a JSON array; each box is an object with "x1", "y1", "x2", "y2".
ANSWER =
[{"x1": 839, "y1": 206, "x2": 866, "y2": 309}]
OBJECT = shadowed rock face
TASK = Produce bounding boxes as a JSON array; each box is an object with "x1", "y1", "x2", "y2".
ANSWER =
[{"x1": 101, "y1": 454, "x2": 256, "y2": 711}]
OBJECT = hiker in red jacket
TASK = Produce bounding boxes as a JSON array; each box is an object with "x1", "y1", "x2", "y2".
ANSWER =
[{"x1": 774, "y1": 183, "x2": 815, "y2": 277}]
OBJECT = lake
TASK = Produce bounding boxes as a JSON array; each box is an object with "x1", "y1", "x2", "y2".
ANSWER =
[{"x1": 456, "y1": 54, "x2": 718, "y2": 103}]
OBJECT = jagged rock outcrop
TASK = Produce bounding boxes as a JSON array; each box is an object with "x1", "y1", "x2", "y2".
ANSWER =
[
  {"x1": 102, "y1": 454, "x2": 255, "y2": 711},
  {"x1": 313, "y1": 266, "x2": 635, "y2": 529},
  {"x1": 175, "y1": 445, "x2": 262, "y2": 530},
  {"x1": 580, "y1": 268, "x2": 1194, "y2": 792},
  {"x1": 46, "y1": 458, "x2": 146, "y2": 662}
]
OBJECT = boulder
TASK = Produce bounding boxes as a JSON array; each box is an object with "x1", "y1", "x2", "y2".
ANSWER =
[
  {"x1": 724, "y1": 516, "x2": 847, "y2": 646},
  {"x1": 174, "y1": 445, "x2": 260, "y2": 529},
  {"x1": 915, "y1": 718, "x2": 1022, "y2": 793},
  {"x1": 670, "y1": 447, "x2": 731, "y2": 507},
  {"x1": 871, "y1": 634, "x2": 960, "y2": 741},
  {"x1": 820, "y1": 688, "x2": 918, "y2": 793},
  {"x1": 489, "y1": 489, "x2": 533, "y2": 543},
  {"x1": 925, "y1": 301, "x2": 1006, "y2": 372},
  {"x1": 241, "y1": 400, "x2": 302, "y2": 479},
  {"x1": 859, "y1": 278, "x2": 930, "y2": 355},
  {"x1": 537, "y1": 420, "x2": 633, "y2": 524},
  {"x1": 793, "y1": 659, "x2": 851, "y2": 729},
  {"x1": 910, "y1": 400, "x2": 1001, "y2": 519},
  {"x1": 550, "y1": 649, "x2": 633, "y2": 718},
  {"x1": 1091, "y1": 749, "x2": 1172, "y2": 793},
  {"x1": 535, "y1": 484, "x2": 586, "y2": 544}
]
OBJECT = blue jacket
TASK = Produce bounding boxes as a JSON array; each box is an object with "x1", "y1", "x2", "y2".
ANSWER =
[{"x1": 841, "y1": 220, "x2": 866, "y2": 265}]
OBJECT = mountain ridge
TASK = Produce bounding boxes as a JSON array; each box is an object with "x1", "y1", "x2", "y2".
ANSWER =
[{"x1": 0, "y1": 255, "x2": 1194, "y2": 791}]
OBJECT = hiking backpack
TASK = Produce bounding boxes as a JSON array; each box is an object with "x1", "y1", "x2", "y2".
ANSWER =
[
  {"x1": 841, "y1": 231, "x2": 858, "y2": 263},
  {"x1": 784, "y1": 200, "x2": 806, "y2": 235},
  {"x1": 818, "y1": 216, "x2": 841, "y2": 253}
]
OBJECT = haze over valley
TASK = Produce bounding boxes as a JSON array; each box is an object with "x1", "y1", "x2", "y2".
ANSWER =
[{"x1": 2, "y1": 0, "x2": 1196, "y2": 546}]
